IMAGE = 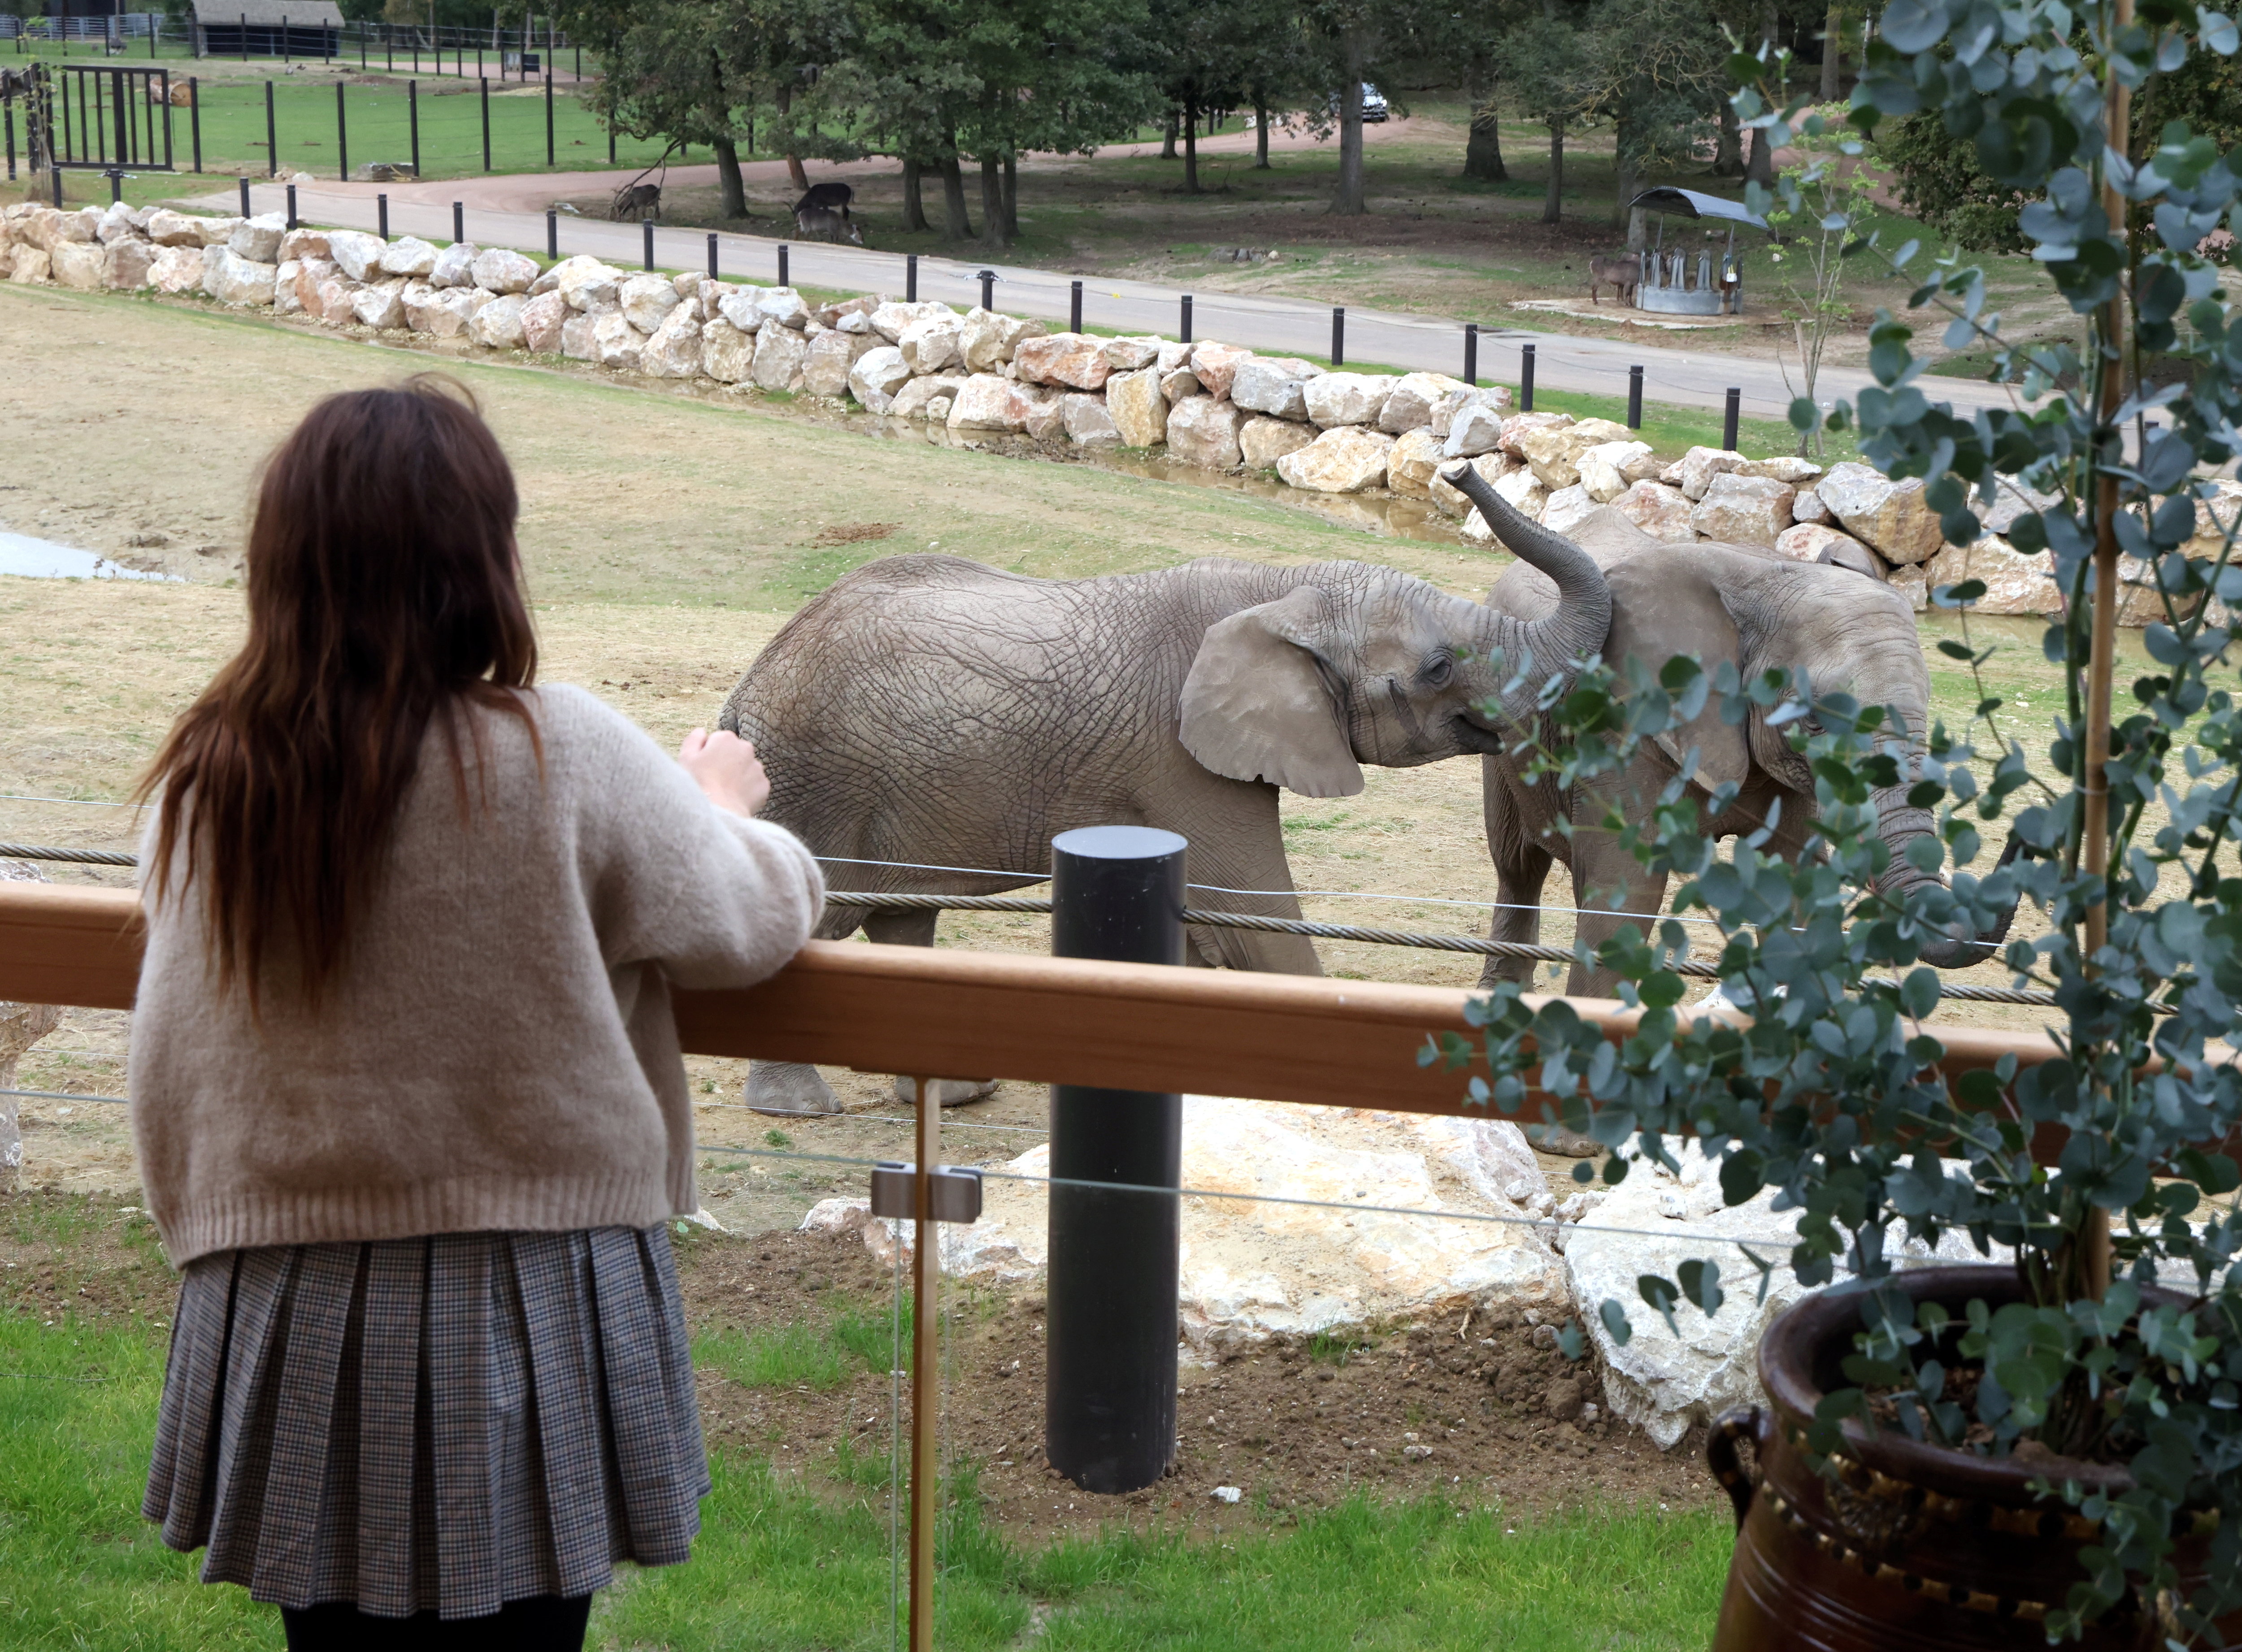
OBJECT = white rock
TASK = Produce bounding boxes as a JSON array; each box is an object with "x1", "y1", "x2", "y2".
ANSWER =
[
  {"x1": 530, "y1": 251, "x2": 605, "y2": 296},
  {"x1": 1017, "y1": 384, "x2": 1068, "y2": 442},
  {"x1": 465, "y1": 246, "x2": 536, "y2": 295},
  {"x1": 1981, "y1": 477, "x2": 2064, "y2": 538},
  {"x1": 1887, "y1": 565, "x2": 1929, "y2": 611},
  {"x1": 1498, "y1": 409, "x2": 1576, "y2": 459},
  {"x1": 1160, "y1": 367, "x2": 1202, "y2": 403},
  {"x1": 1276, "y1": 425, "x2": 1395, "y2": 493},
  {"x1": 148, "y1": 243, "x2": 207, "y2": 294},
  {"x1": 270, "y1": 257, "x2": 303, "y2": 314},
  {"x1": 1378, "y1": 371, "x2": 1468, "y2": 434},
  {"x1": 1302, "y1": 371, "x2": 1394, "y2": 429},
  {"x1": 1231, "y1": 356, "x2": 1324, "y2": 421},
  {"x1": 1106, "y1": 366, "x2": 1169, "y2": 447},
  {"x1": 101, "y1": 238, "x2": 158, "y2": 291},
  {"x1": 640, "y1": 301, "x2": 704, "y2": 377},
  {"x1": 1691, "y1": 473, "x2": 1796, "y2": 546},
  {"x1": 1013, "y1": 332, "x2": 1112, "y2": 390},
  {"x1": 326, "y1": 229, "x2": 386, "y2": 282},
  {"x1": 869, "y1": 298, "x2": 957, "y2": 343},
  {"x1": 592, "y1": 310, "x2": 644, "y2": 371},
  {"x1": 839, "y1": 310, "x2": 873, "y2": 334},
  {"x1": 1542, "y1": 485, "x2": 1599, "y2": 535},
  {"x1": 1577, "y1": 440, "x2": 1658, "y2": 504},
  {"x1": 1443, "y1": 401, "x2": 1505, "y2": 459},
  {"x1": 95, "y1": 201, "x2": 141, "y2": 245},
  {"x1": 1156, "y1": 338, "x2": 1195, "y2": 373},
  {"x1": 1428, "y1": 385, "x2": 1502, "y2": 438},
  {"x1": 715, "y1": 287, "x2": 767, "y2": 334},
  {"x1": 1165, "y1": 396, "x2": 1246, "y2": 469},
  {"x1": 803, "y1": 330, "x2": 867, "y2": 398},
  {"x1": 428, "y1": 239, "x2": 478, "y2": 288},
  {"x1": 752, "y1": 321, "x2": 810, "y2": 390},
  {"x1": 1240, "y1": 415, "x2": 1317, "y2": 469},
  {"x1": 1739, "y1": 455, "x2": 1823, "y2": 485},
  {"x1": 1100, "y1": 334, "x2": 1163, "y2": 373},
  {"x1": 1791, "y1": 486, "x2": 1831, "y2": 525},
  {"x1": 278, "y1": 228, "x2": 329, "y2": 262},
  {"x1": 1519, "y1": 418, "x2": 1635, "y2": 491},
  {"x1": 700, "y1": 317, "x2": 756, "y2": 382},
  {"x1": 617, "y1": 272, "x2": 679, "y2": 334},
  {"x1": 1675, "y1": 446, "x2": 1748, "y2": 502},
  {"x1": 848, "y1": 344, "x2": 912, "y2": 411},
  {"x1": 144, "y1": 207, "x2": 211, "y2": 248},
  {"x1": 1816, "y1": 462, "x2": 1945, "y2": 564},
  {"x1": 961, "y1": 306, "x2": 1041, "y2": 370},
  {"x1": 1188, "y1": 342, "x2": 1252, "y2": 399},
  {"x1": 201, "y1": 245, "x2": 277, "y2": 306},
  {"x1": 1613, "y1": 480, "x2": 1698, "y2": 543},
  {"x1": 352, "y1": 277, "x2": 408, "y2": 329},
  {"x1": 756, "y1": 286, "x2": 812, "y2": 330},
  {"x1": 519, "y1": 291, "x2": 569, "y2": 353},
  {"x1": 1430, "y1": 452, "x2": 1512, "y2": 520},
  {"x1": 377, "y1": 235, "x2": 439, "y2": 278},
  {"x1": 48, "y1": 239, "x2": 106, "y2": 290},
  {"x1": 559, "y1": 311, "x2": 598, "y2": 360},
  {"x1": 899, "y1": 315, "x2": 963, "y2": 374},
  {"x1": 1774, "y1": 521, "x2": 1872, "y2": 564},
  {"x1": 1385, "y1": 427, "x2": 1447, "y2": 497},
  {"x1": 8, "y1": 246, "x2": 50, "y2": 285},
  {"x1": 468, "y1": 292, "x2": 528, "y2": 348},
  {"x1": 891, "y1": 374, "x2": 966, "y2": 420},
  {"x1": 1924, "y1": 537, "x2": 2064, "y2": 616},
  {"x1": 1061, "y1": 391, "x2": 1121, "y2": 446},
  {"x1": 947, "y1": 373, "x2": 1026, "y2": 432}
]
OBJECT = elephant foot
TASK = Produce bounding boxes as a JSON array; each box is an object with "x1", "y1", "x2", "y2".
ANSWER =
[
  {"x1": 1524, "y1": 1122, "x2": 1601, "y2": 1158},
  {"x1": 745, "y1": 1060, "x2": 842, "y2": 1116},
  {"x1": 894, "y1": 1075, "x2": 999, "y2": 1109}
]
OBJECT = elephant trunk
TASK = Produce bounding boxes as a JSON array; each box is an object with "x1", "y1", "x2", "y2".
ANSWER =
[
  {"x1": 1444, "y1": 466, "x2": 1612, "y2": 676},
  {"x1": 1873, "y1": 789, "x2": 2023, "y2": 967}
]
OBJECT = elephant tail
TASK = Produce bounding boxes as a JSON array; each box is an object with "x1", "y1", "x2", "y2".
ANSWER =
[{"x1": 1441, "y1": 464, "x2": 1613, "y2": 675}]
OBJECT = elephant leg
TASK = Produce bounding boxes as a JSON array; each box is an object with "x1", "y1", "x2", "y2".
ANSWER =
[
  {"x1": 862, "y1": 908, "x2": 997, "y2": 1108},
  {"x1": 1563, "y1": 809, "x2": 1673, "y2": 1001},
  {"x1": 1150, "y1": 787, "x2": 1322, "y2": 975},
  {"x1": 1480, "y1": 755, "x2": 1556, "y2": 990},
  {"x1": 745, "y1": 1061, "x2": 841, "y2": 1117}
]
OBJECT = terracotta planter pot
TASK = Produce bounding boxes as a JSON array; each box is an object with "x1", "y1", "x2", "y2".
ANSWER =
[{"x1": 1707, "y1": 1264, "x2": 2233, "y2": 1652}]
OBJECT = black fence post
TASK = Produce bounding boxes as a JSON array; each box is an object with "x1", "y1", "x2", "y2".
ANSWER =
[
  {"x1": 408, "y1": 78, "x2": 418, "y2": 179},
  {"x1": 977, "y1": 267, "x2": 994, "y2": 309},
  {"x1": 238, "y1": 174, "x2": 249, "y2": 214},
  {"x1": 1627, "y1": 364, "x2": 1643, "y2": 429},
  {"x1": 4, "y1": 103, "x2": 13, "y2": 183},
  {"x1": 106, "y1": 165, "x2": 120, "y2": 202},
  {"x1": 452, "y1": 199, "x2": 463, "y2": 242},
  {"x1": 544, "y1": 65, "x2": 553, "y2": 165},
  {"x1": 263, "y1": 78, "x2": 274, "y2": 177},
  {"x1": 642, "y1": 217, "x2": 652, "y2": 270},
  {"x1": 777, "y1": 243, "x2": 787, "y2": 286},
  {"x1": 51, "y1": 165, "x2": 63, "y2": 208},
  {"x1": 1069, "y1": 278, "x2": 1082, "y2": 333},
  {"x1": 1464, "y1": 321, "x2": 1478, "y2": 387},
  {"x1": 1520, "y1": 342, "x2": 1535, "y2": 411},
  {"x1": 1044, "y1": 824, "x2": 1186, "y2": 1497},
  {"x1": 285, "y1": 181, "x2": 296, "y2": 227},
  {"x1": 706, "y1": 231, "x2": 717, "y2": 280},
  {"x1": 1723, "y1": 386, "x2": 1741, "y2": 452},
  {"x1": 334, "y1": 79, "x2": 345, "y2": 181},
  {"x1": 189, "y1": 77, "x2": 200, "y2": 171},
  {"x1": 378, "y1": 191, "x2": 387, "y2": 238},
  {"x1": 906, "y1": 252, "x2": 917, "y2": 302},
  {"x1": 478, "y1": 75, "x2": 488, "y2": 171},
  {"x1": 546, "y1": 208, "x2": 556, "y2": 259},
  {"x1": 1180, "y1": 293, "x2": 1192, "y2": 343},
  {"x1": 1331, "y1": 305, "x2": 1344, "y2": 366}
]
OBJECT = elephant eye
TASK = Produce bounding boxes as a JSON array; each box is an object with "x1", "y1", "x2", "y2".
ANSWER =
[{"x1": 1420, "y1": 651, "x2": 1456, "y2": 688}]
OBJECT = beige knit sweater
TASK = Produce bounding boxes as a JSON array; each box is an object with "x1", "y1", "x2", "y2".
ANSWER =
[{"x1": 129, "y1": 684, "x2": 826, "y2": 1266}]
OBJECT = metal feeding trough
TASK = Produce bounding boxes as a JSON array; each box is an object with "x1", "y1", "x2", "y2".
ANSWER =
[{"x1": 1626, "y1": 187, "x2": 1767, "y2": 316}]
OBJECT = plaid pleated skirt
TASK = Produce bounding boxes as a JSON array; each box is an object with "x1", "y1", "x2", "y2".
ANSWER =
[{"x1": 143, "y1": 1225, "x2": 710, "y2": 1620}]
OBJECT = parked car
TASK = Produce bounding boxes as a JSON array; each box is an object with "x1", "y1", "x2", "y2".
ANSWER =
[{"x1": 1326, "y1": 82, "x2": 1390, "y2": 121}]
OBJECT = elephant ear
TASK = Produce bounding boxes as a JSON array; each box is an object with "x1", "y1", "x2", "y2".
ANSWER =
[
  {"x1": 1604, "y1": 555, "x2": 1752, "y2": 792},
  {"x1": 1179, "y1": 586, "x2": 1364, "y2": 798}
]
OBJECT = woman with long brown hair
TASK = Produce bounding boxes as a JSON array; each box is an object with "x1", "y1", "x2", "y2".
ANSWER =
[{"x1": 130, "y1": 376, "x2": 823, "y2": 1649}]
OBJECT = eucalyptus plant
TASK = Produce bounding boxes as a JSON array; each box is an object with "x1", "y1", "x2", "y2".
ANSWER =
[{"x1": 1432, "y1": 0, "x2": 2242, "y2": 1635}]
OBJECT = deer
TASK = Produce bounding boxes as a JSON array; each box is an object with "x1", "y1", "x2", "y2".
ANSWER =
[
  {"x1": 794, "y1": 204, "x2": 866, "y2": 247},
  {"x1": 611, "y1": 182, "x2": 661, "y2": 221},
  {"x1": 1589, "y1": 252, "x2": 1642, "y2": 306},
  {"x1": 793, "y1": 182, "x2": 853, "y2": 219}
]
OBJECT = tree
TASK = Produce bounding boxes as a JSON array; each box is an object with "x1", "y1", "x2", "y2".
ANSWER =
[
  {"x1": 1581, "y1": 0, "x2": 1725, "y2": 228},
  {"x1": 1496, "y1": 1, "x2": 1598, "y2": 224},
  {"x1": 1757, "y1": 127, "x2": 1882, "y2": 449}
]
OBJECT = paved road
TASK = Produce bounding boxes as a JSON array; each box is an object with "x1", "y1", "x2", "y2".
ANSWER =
[{"x1": 228, "y1": 180, "x2": 2017, "y2": 425}]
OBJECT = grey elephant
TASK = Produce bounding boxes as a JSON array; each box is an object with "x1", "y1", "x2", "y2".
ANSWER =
[
  {"x1": 1473, "y1": 503, "x2": 2016, "y2": 998},
  {"x1": 717, "y1": 472, "x2": 1609, "y2": 1114}
]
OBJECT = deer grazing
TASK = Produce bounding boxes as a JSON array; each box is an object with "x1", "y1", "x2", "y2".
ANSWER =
[
  {"x1": 1588, "y1": 252, "x2": 1642, "y2": 305},
  {"x1": 610, "y1": 182, "x2": 661, "y2": 221},
  {"x1": 794, "y1": 205, "x2": 865, "y2": 247}
]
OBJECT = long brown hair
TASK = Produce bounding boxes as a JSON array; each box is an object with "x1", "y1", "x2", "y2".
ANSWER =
[{"x1": 140, "y1": 376, "x2": 538, "y2": 1002}]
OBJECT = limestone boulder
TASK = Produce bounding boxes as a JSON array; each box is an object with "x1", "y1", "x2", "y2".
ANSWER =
[
  {"x1": 1165, "y1": 395, "x2": 1246, "y2": 470},
  {"x1": 1577, "y1": 440, "x2": 1658, "y2": 504},
  {"x1": 7, "y1": 247, "x2": 50, "y2": 285},
  {"x1": 1816, "y1": 462, "x2": 1945, "y2": 564},
  {"x1": 869, "y1": 298, "x2": 958, "y2": 342},
  {"x1": 326, "y1": 229, "x2": 386, "y2": 282},
  {"x1": 559, "y1": 312, "x2": 598, "y2": 360},
  {"x1": 1012, "y1": 384, "x2": 1066, "y2": 442},
  {"x1": 101, "y1": 238, "x2": 158, "y2": 291},
  {"x1": 1385, "y1": 427, "x2": 1446, "y2": 497},
  {"x1": 1443, "y1": 399, "x2": 1505, "y2": 459},
  {"x1": 1014, "y1": 332, "x2": 1111, "y2": 390},
  {"x1": 1791, "y1": 486, "x2": 1830, "y2": 525},
  {"x1": 1188, "y1": 341, "x2": 1252, "y2": 399},
  {"x1": 401, "y1": 279, "x2": 449, "y2": 333},
  {"x1": 1613, "y1": 480, "x2": 1698, "y2": 543},
  {"x1": 1516, "y1": 418, "x2": 1636, "y2": 492},
  {"x1": 520, "y1": 291, "x2": 569, "y2": 353},
  {"x1": 49, "y1": 239, "x2": 107, "y2": 290},
  {"x1": 960, "y1": 306, "x2": 1042, "y2": 370},
  {"x1": 378, "y1": 235, "x2": 439, "y2": 278},
  {"x1": 468, "y1": 292, "x2": 528, "y2": 349},
  {"x1": 1740, "y1": 455, "x2": 1822, "y2": 486},
  {"x1": 1160, "y1": 367, "x2": 1202, "y2": 403},
  {"x1": 428, "y1": 239, "x2": 478, "y2": 288},
  {"x1": 1429, "y1": 452, "x2": 1512, "y2": 520},
  {"x1": 899, "y1": 315, "x2": 964, "y2": 375},
  {"x1": 1924, "y1": 538, "x2": 2064, "y2": 616},
  {"x1": 1156, "y1": 338, "x2": 1195, "y2": 373},
  {"x1": 201, "y1": 246, "x2": 276, "y2": 305},
  {"x1": 273, "y1": 258, "x2": 305, "y2": 316},
  {"x1": 946, "y1": 373, "x2": 1026, "y2": 432},
  {"x1": 756, "y1": 287, "x2": 812, "y2": 330},
  {"x1": 278, "y1": 227, "x2": 330, "y2": 262},
  {"x1": 1691, "y1": 473, "x2": 1795, "y2": 546},
  {"x1": 352, "y1": 277, "x2": 408, "y2": 330},
  {"x1": 1430, "y1": 384, "x2": 1510, "y2": 438},
  {"x1": 752, "y1": 321, "x2": 810, "y2": 390},
  {"x1": 1231, "y1": 356, "x2": 1323, "y2": 421},
  {"x1": 53, "y1": 207, "x2": 100, "y2": 245},
  {"x1": 640, "y1": 302, "x2": 704, "y2": 378},
  {"x1": 1496, "y1": 409, "x2": 1575, "y2": 460},
  {"x1": 1302, "y1": 371, "x2": 1394, "y2": 429},
  {"x1": 557, "y1": 260, "x2": 621, "y2": 314},
  {"x1": 891, "y1": 374, "x2": 967, "y2": 420},
  {"x1": 803, "y1": 329, "x2": 870, "y2": 398},
  {"x1": 617, "y1": 273, "x2": 679, "y2": 333},
  {"x1": 700, "y1": 317, "x2": 756, "y2": 382},
  {"x1": 593, "y1": 310, "x2": 644, "y2": 372},
  {"x1": 1379, "y1": 371, "x2": 1468, "y2": 434},
  {"x1": 715, "y1": 287, "x2": 767, "y2": 334},
  {"x1": 1774, "y1": 522, "x2": 1872, "y2": 564},
  {"x1": 1106, "y1": 367, "x2": 1169, "y2": 447},
  {"x1": 1887, "y1": 565, "x2": 1929, "y2": 611},
  {"x1": 1674, "y1": 446, "x2": 1748, "y2": 501},
  {"x1": 1277, "y1": 425, "x2": 1395, "y2": 493},
  {"x1": 313, "y1": 275, "x2": 361, "y2": 325},
  {"x1": 528, "y1": 251, "x2": 603, "y2": 296},
  {"x1": 1060, "y1": 392, "x2": 1121, "y2": 446},
  {"x1": 1463, "y1": 468, "x2": 1547, "y2": 541},
  {"x1": 470, "y1": 246, "x2": 539, "y2": 295},
  {"x1": 848, "y1": 345, "x2": 912, "y2": 412},
  {"x1": 94, "y1": 201, "x2": 140, "y2": 245},
  {"x1": 145, "y1": 207, "x2": 212, "y2": 247},
  {"x1": 1240, "y1": 414, "x2": 1317, "y2": 469},
  {"x1": 290, "y1": 255, "x2": 335, "y2": 312},
  {"x1": 1981, "y1": 478, "x2": 2064, "y2": 538},
  {"x1": 1542, "y1": 485, "x2": 1599, "y2": 536},
  {"x1": 1100, "y1": 334, "x2": 1163, "y2": 373}
]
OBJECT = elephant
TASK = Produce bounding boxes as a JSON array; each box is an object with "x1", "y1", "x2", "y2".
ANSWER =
[
  {"x1": 1472, "y1": 502, "x2": 2018, "y2": 999},
  {"x1": 717, "y1": 471, "x2": 1609, "y2": 1114}
]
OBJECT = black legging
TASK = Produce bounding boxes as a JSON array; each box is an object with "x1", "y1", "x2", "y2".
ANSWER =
[{"x1": 281, "y1": 1592, "x2": 593, "y2": 1650}]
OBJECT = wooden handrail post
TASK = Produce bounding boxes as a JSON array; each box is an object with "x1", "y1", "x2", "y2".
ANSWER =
[{"x1": 907, "y1": 1076, "x2": 939, "y2": 1652}]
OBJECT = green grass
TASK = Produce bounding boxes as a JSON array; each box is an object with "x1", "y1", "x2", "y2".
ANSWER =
[
  {"x1": 2, "y1": 1304, "x2": 1729, "y2": 1650},
  {"x1": 693, "y1": 1298, "x2": 906, "y2": 1391}
]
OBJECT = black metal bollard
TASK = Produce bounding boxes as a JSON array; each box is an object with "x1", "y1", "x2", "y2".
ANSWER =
[
  {"x1": 1331, "y1": 305, "x2": 1344, "y2": 366},
  {"x1": 1521, "y1": 342, "x2": 1535, "y2": 411},
  {"x1": 238, "y1": 174, "x2": 249, "y2": 215},
  {"x1": 285, "y1": 181, "x2": 296, "y2": 227},
  {"x1": 478, "y1": 75, "x2": 488, "y2": 171},
  {"x1": 1627, "y1": 364, "x2": 1642, "y2": 429},
  {"x1": 189, "y1": 78, "x2": 200, "y2": 172},
  {"x1": 107, "y1": 167, "x2": 121, "y2": 203},
  {"x1": 777, "y1": 243, "x2": 788, "y2": 286},
  {"x1": 1723, "y1": 386, "x2": 1741, "y2": 452},
  {"x1": 51, "y1": 165, "x2": 62, "y2": 208},
  {"x1": 1464, "y1": 321, "x2": 1478, "y2": 387},
  {"x1": 642, "y1": 218, "x2": 653, "y2": 271},
  {"x1": 978, "y1": 267, "x2": 994, "y2": 309},
  {"x1": 378, "y1": 192, "x2": 387, "y2": 238},
  {"x1": 707, "y1": 232, "x2": 717, "y2": 280},
  {"x1": 1044, "y1": 824, "x2": 1186, "y2": 1496},
  {"x1": 544, "y1": 68, "x2": 554, "y2": 165},
  {"x1": 264, "y1": 78, "x2": 274, "y2": 177},
  {"x1": 334, "y1": 80, "x2": 345, "y2": 180},
  {"x1": 1070, "y1": 278, "x2": 1082, "y2": 333},
  {"x1": 545, "y1": 208, "x2": 556, "y2": 259},
  {"x1": 451, "y1": 199, "x2": 462, "y2": 243},
  {"x1": 408, "y1": 79, "x2": 418, "y2": 178},
  {"x1": 906, "y1": 252, "x2": 917, "y2": 302},
  {"x1": 1180, "y1": 293, "x2": 1192, "y2": 343}
]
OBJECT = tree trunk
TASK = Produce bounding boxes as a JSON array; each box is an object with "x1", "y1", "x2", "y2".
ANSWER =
[
  {"x1": 979, "y1": 150, "x2": 1004, "y2": 248},
  {"x1": 1183, "y1": 90, "x2": 1200, "y2": 192},
  {"x1": 1465, "y1": 94, "x2": 1506, "y2": 180},
  {"x1": 1745, "y1": 122, "x2": 1775, "y2": 186},
  {"x1": 711, "y1": 134, "x2": 747, "y2": 219},
  {"x1": 939, "y1": 151, "x2": 973, "y2": 240},
  {"x1": 1819, "y1": 1, "x2": 1842, "y2": 100},
  {"x1": 1001, "y1": 151, "x2": 1018, "y2": 238},
  {"x1": 1542, "y1": 117, "x2": 1564, "y2": 223},
  {"x1": 902, "y1": 156, "x2": 928, "y2": 232},
  {"x1": 775, "y1": 84, "x2": 808, "y2": 190},
  {"x1": 1161, "y1": 109, "x2": 1177, "y2": 159},
  {"x1": 1254, "y1": 100, "x2": 1270, "y2": 168},
  {"x1": 1330, "y1": 33, "x2": 1365, "y2": 215},
  {"x1": 1714, "y1": 98, "x2": 1743, "y2": 175},
  {"x1": 1612, "y1": 136, "x2": 1636, "y2": 228}
]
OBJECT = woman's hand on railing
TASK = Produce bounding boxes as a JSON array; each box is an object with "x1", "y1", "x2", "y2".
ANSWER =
[{"x1": 678, "y1": 729, "x2": 770, "y2": 819}]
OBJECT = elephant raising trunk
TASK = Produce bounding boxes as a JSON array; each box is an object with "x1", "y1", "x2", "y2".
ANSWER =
[{"x1": 1446, "y1": 467, "x2": 1613, "y2": 682}]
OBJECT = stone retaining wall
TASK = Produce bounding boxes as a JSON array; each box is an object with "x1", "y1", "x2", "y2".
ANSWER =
[{"x1": 6, "y1": 199, "x2": 2215, "y2": 624}]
